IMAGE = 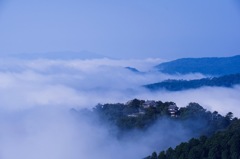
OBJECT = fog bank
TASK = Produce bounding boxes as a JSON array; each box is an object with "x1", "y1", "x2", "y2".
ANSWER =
[{"x1": 0, "y1": 58, "x2": 239, "y2": 159}]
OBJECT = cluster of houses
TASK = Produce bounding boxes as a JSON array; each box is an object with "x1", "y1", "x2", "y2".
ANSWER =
[
  {"x1": 126, "y1": 100, "x2": 179, "y2": 118},
  {"x1": 168, "y1": 104, "x2": 178, "y2": 117},
  {"x1": 127, "y1": 109, "x2": 145, "y2": 117}
]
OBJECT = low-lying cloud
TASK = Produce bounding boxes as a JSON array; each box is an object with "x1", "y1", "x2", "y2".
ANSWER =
[
  {"x1": 0, "y1": 58, "x2": 206, "y2": 111},
  {"x1": 0, "y1": 57, "x2": 239, "y2": 159},
  {"x1": 0, "y1": 107, "x2": 197, "y2": 159},
  {"x1": 137, "y1": 86, "x2": 240, "y2": 117}
]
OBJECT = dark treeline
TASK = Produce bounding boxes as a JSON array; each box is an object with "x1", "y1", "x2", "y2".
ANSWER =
[
  {"x1": 145, "y1": 117, "x2": 240, "y2": 159},
  {"x1": 74, "y1": 99, "x2": 234, "y2": 138},
  {"x1": 72, "y1": 99, "x2": 237, "y2": 159},
  {"x1": 145, "y1": 74, "x2": 240, "y2": 91}
]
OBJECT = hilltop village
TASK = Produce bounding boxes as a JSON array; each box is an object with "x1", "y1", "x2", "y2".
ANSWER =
[
  {"x1": 73, "y1": 99, "x2": 234, "y2": 138},
  {"x1": 125, "y1": 100, "x2": 178, "y2": 118}
]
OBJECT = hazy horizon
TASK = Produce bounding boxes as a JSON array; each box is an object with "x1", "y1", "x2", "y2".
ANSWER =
[
  {"x1": 0, "y1": 0, "x2": 240, "y2": 59},
  {"x1": 0, "y1": 1, "x2": 240, "y2": 158}
]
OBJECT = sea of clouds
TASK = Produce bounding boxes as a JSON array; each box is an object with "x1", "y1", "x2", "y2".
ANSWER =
[{"x1": 0, "y1": 57, "x2": 239, "y2": 159}]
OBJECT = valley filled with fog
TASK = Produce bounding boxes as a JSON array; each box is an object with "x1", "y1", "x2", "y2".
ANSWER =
[
  {"x1": 1, "y1": 0, "x2": 239, "y2": 158},
  {"x1": 0, "y1": 57, "x2": 239, "y2": 159},
  {"x1": 0, "y1": 58, "x2": 239, "y2": 114}
]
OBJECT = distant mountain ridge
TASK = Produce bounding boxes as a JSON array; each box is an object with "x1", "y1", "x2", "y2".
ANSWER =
[
  {"x1": 145, "y1": 74, "x2": 240, "y2": 91},
  {"x1": 2, "y1": 51, "x2": 107, "y2": 60},
  {"x1": 155, "y1": 55, "x2": 240, "y2": 76}
]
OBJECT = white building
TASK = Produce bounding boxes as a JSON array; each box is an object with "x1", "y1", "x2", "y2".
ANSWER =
[{"x1": 168, "y1": 104, "x2": 178, "y2": 117}]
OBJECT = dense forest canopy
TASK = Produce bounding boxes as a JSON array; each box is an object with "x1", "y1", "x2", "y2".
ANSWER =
[
  {"x1": 73, "y1": 99, "x2": 234, "y2": 138},
  {"x1": 145, "y1": 117, "x2": 240, "y2": 159},
  {"x1": 145, "y1": 74, "x2": 240, "y2": 91},
  {"x1": 72, "y1": 99, "x2": 238, "y2": 159}
]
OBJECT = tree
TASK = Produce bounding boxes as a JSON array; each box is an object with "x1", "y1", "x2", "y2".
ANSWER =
[
  {"x1": 158, "y1": 151, "x2": 166, "y2": 159},
  {"x1": 166, "y1": 147, "x2": 174, "y2": 159},
  {"x1": 151, "y1": 152, "x2": 157, "y2": 159},
  {"x1": 226, "y1": 112, "x2": 233, "y2": 120}
]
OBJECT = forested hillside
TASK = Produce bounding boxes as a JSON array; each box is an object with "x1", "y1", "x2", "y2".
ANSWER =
[
  {"x1": 155, "y1": 55, "x2": 240, "y2": 75},
  {"x1": 145, "y1": 74, "x2": 240, "y2": 91},
  {"x1": 74, "y1": 99, "x2": 234, "y2": 138},
  {"x1": 145, "y1": 117, "x2": 240, "y2": 159}
]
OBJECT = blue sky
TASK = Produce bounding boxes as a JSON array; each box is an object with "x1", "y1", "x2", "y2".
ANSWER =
[{"x1": 0, "y1": 0, "x2": 240, "y2": 59}]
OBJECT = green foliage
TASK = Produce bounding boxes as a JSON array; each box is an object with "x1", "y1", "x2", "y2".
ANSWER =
[
  {"x1": 91, "y1": 99, "x2": 233, "y2": 137},
  {"x1": 158, "y1": 151, "x2": 166, "y2": 159},
  {"x1": 145, "y1": 73, "x2": 240, "y2": 91},
  {"x1": 148, "y1": 119, "x2": 240, "y2": 159},
  {"x1": 90, "y1": 99, "x2": 237, "y2": 159},
  {"x1": 151, "y1": 152, "x2": 158, "y2": 159},
  {"x1": 93, "y1": 99, "x2": 174, "y2": 130}
]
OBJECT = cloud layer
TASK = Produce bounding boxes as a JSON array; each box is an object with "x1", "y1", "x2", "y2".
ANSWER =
[
  {"x1": 0, "y1": 58, "x2": 239, "y2": 159},
  {"x1": 0, "y1": 58, "x2": 206, "y2": 110}
]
